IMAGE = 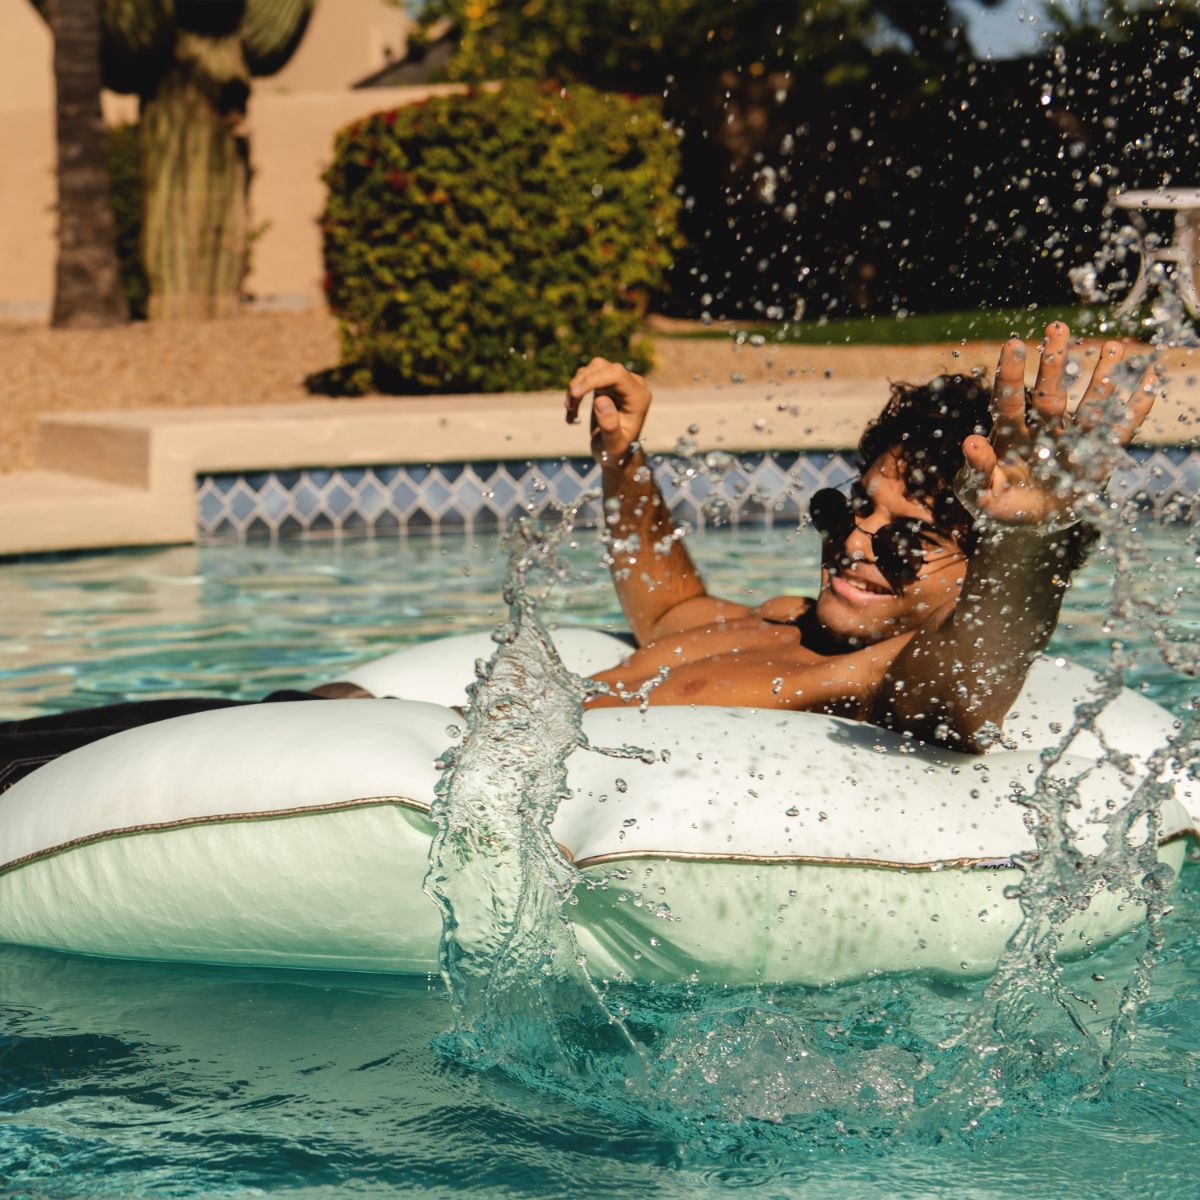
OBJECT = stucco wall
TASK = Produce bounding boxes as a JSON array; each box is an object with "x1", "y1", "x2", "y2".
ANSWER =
[
  {"x1": 246, "y1": 86, "x2": 469, "y2": 309},
  {"x1": 1, "y1": 3, "x2": 54, "y2": 318},
  {"x1": 262, "y1": 0, "x2": 410, "y2": 94}
]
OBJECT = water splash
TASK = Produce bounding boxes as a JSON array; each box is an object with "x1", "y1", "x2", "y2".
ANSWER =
[
  {"x1": 424, "y1": 505, "x2": 646, "y2": 1082},
  {"x1": 423, "y1": 424, "x2": 1195, "y2": 1151},
  {"x1": 918, "y1": 396, "x2": 1200, "y2": 1130}
]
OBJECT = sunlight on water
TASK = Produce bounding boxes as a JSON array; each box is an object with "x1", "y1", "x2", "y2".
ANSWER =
[{"x1": 0, "y1": 518, "x2": 1197, "y2": 1195}]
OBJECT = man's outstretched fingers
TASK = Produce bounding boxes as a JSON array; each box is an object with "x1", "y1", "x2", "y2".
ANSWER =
[
  {"x1": 1073, "y1": 341, "x2": 1125, "y2": 431},
  {"x1": 1114, "y1": 368, "x2": 1159, "y2": 445},
  {"x1": 992, "y1": 338, "x2": 1029, "y2": 440},
  {"x1": 1030, "y1": 322, "x2": 1070, "y2": 428},
  {"x1": 961, "y1": 432, "x2": 998, "y2": 483}
]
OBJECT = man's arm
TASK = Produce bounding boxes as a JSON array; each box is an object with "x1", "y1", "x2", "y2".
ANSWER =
[
  {"x1": 588, "y1": 636, "x2": 898, "y2": 713},
  {"x1": 874, "y1": 324, "x2": 1157, "y2": 750},
  {"x1": 566, "y1": 359, "x2": 750, "y2": 644},
  {"x1": 872, "y1": 527, "x2": 1074, "y2": 748}
]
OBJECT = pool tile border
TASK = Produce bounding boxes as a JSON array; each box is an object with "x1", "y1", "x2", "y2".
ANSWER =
[
  {"x1": 195, "y1": 447, "x2": 1200, "y2": 543},
  {"x1": 5, "y1": 373, "x2": 1198, "y2": 558}
]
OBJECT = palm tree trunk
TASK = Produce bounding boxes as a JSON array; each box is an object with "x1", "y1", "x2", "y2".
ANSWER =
[
  {"x1": 140, "y1": 33, "x2": 250, "y2": 320},
  {"x1": 49, "y1": 0, "x2": 129, "y2": 328}
]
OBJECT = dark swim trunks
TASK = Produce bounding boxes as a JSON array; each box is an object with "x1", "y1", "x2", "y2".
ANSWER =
[{"x1": 0, "y1": 691, "x2": 325, "y2": 795}]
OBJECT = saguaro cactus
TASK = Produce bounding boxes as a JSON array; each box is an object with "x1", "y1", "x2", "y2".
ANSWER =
[{"x1": 35, "y1": 0, "x2": 314, "y2": 319}]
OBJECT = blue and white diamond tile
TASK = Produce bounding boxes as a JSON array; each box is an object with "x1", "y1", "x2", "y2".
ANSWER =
[
  {"x1": 388, "y1": 477, "x2": 420, "y2": 514},
  {"x1": 197, "y1": 481, "x2": 227, "y2": 529},
  {"x1": 354, "y1": 476, "x2": 388, "y2": 519},
  {"x1": 291, "y1": 482, "x2": 322, "y2": 520},
  {"x1": 421, "y1": 475, "x2": 453, "y2": 513},
  {"x1": 228, "y1": 484, "x2": 259, "y2": 525},
  {"x1": 324, "y1": 481, "x2": 355, "y2": 518},
  {"x1": 448, "y1": 473, "x2": 489, "y2": 521},
  {"x1": 258, "y1": 479, "x2": 291, "y2": 522},
  {"x1": 194, "y1": 447, "x2": 1200, "y2": 544},
  {"x1": 485, "y1": 472, "x2": 521, "y2": 514}
]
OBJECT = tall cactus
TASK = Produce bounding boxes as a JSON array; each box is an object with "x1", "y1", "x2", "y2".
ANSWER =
[
  {"x1": 125, "y1": 0, "x2": 313, "y2": 319},
  {"x1": 36, "y1": 0, "x2": 314, "y2": 319}
]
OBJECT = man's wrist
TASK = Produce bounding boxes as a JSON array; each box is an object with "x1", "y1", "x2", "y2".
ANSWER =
[
  {"x1": 972, "y1": 522, "x2": 1082, "y2": 580},
  {"x1": 598, "y1": 442, "x2": 645, "y2": 478}
]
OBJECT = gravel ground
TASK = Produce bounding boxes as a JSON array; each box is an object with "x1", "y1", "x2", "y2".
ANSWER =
[
  {"x1": 0, "y1": 312, "x2": 343, "y2": 473},
  {"x1": 0, "y1": 310, "x2": 1007, "y2": 474}
]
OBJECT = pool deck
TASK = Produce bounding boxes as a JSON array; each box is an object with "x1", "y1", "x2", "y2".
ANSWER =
[{"x1": 2, "y1": 344, "x2": 1197, "y2": 557}]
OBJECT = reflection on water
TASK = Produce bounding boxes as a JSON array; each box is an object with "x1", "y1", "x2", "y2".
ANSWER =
[
  {"x1": 1, "y1": 902, "x2": 1198, "y2": 1197},
  {"x1": 0, "y1": 524, "x2": 1197, "y2": 1195}
]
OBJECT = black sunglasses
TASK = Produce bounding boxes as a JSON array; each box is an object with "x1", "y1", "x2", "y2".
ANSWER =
[{"x1": 808, "y1": 487, "x2": 963, "y2": 591}]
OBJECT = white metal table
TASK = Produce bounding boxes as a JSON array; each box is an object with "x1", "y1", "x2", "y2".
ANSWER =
[{"x1": 1108, "y1": 187, "x2": 1200, "y2": 316}]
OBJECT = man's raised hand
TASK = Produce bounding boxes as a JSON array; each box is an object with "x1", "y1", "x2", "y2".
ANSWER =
[
  {"x1": 959, "y1": 322, "x2": 1158, "y2": 530},
  {"x1": 565, "y1": 358, "x2": 653, "y2": 466}
]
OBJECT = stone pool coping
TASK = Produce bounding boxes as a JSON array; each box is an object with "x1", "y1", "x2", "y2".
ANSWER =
[{"x1": 2, "y1": 348, "x2": 1198, "y2": 557}]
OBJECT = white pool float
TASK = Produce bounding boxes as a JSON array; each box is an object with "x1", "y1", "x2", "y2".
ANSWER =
[{"x1": 0, "y1": 630, "x2": 1194, "y2": 985}]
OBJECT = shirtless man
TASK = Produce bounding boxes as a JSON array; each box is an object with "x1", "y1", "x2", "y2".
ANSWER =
[
  {"x1": 567, "y1": 322, "x2": 1157, "y2": 750},
  {"x1": 0, "y1": 325, "x2": 1154, "y2": 791}
]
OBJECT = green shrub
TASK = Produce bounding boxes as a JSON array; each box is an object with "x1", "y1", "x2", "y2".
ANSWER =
[
  {"x1": 320, "y1": 81, "x2": 682, "y2": 394},
  {"x1": 105, "y1": 123, "x2": 149, "y2": 321}
]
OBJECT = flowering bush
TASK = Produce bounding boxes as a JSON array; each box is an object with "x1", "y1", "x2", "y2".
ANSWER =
[{"x1": 320, "y1": 80, "x2": 681, "y2": 394}]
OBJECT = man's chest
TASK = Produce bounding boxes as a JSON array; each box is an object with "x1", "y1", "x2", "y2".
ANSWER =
[{"x1": 631, "y1": 617, "x2": 815, "y2": 671}]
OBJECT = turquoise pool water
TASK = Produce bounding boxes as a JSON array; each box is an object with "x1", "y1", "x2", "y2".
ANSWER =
[{"x1": 0, "y1": 526, "x2": 1197, "y2": 1198}]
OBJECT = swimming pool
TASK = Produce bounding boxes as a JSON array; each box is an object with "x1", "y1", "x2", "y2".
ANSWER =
[{"x1": 1, "y1": 526, "x2": 1197, "y2": 1197}]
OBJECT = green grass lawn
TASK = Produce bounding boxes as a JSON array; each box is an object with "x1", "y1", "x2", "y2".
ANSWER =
[{"x1": 661, "y1": 305, "x2": 1134, "y2": 345}]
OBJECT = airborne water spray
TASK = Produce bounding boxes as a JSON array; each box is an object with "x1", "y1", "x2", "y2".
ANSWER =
[
  {"x1": 423, "y1": 507, "x2": 649, "y2": 1082},
  {"x1": 422, "y1": 399, "x2": 1196, "y2": 1148}
]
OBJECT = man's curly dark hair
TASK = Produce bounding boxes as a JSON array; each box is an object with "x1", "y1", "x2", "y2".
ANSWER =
[{"x1": 857, "y1": 374, "x2": 1098, "y2": 571}]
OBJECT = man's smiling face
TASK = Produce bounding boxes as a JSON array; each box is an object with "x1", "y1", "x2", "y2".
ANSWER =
[{"x1": 814, "y1": 449, "x2": 968, "y2": 646}]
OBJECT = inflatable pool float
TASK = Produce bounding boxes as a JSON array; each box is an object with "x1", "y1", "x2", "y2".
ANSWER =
[{"x1": 0, "y1": 630, "x2": 1195, "y2": 985}]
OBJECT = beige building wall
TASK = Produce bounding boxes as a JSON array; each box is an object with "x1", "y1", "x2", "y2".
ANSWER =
[
  {"x1": 1, "y1": 4, "x2": 55, "y2": 318},
  {"x1": 0, "y1": 0, "x2": 419, "y2": 319},
  {"x1": 247, "y1": 84, "x2": 467, "y2": 308},
  {"x1": 0, "y1": 2, "x2": 54, "y2": 114},
  {"x1": 263, "y1": 0, "x2": 411, "y2": 93}
]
